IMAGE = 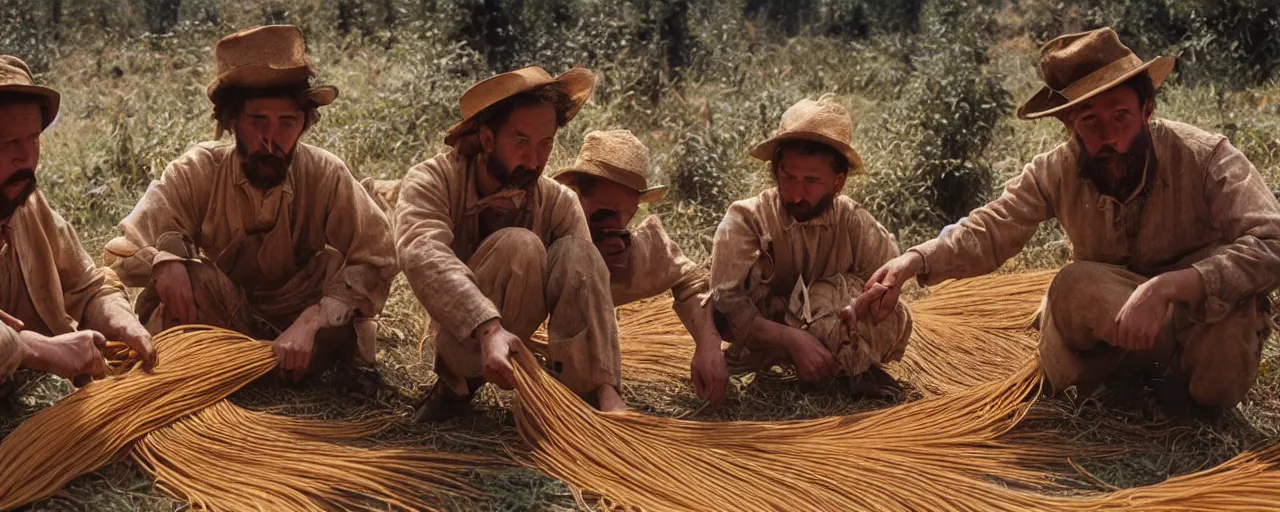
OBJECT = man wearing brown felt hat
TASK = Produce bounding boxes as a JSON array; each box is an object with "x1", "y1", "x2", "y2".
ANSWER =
[
  {"x1": 551, "y1": 129, "x2": 729, "y2": 404},
  {"x1": 105, "y1": 26, "x2": 396, "y2": 382},
  {"x1": 709, "y1": 95, "x2": 912, "y2": 393},
  {"x1": 0, "y1": 55, "x2": 156, "y2": 395},
  {"x1": 858, "y1": 28, "x2": 1280, "y2": 413},
  {"x1": 396, "y1": 67, "x2": 626, "y2": 420}
]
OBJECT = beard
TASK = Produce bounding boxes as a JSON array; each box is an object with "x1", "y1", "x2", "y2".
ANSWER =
[
  {"x1": 0, "y1": 169, "x2": 37, "y2": 220},
  {"x1": 784, "y1": 193, "x2": 836, "y2": 223},
  {"x1": 237, "y1": 136, "x2": 294, "y2": 190},
  {"x1": 485, "y1": 152, "x2": 540, "y2": 192},
  {"x1": 1077, "y1": 127, "x2": 1152, "y2": 198}
]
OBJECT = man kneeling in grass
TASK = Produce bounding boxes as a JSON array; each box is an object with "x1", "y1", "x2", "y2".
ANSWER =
[{"x1": 857, "y1": 28, "x2": 1280, "y2": 415}]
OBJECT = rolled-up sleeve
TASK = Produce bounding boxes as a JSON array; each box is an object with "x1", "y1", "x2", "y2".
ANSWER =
[
  {"x1": 709, "y1": 200, "x2": 765, "y2": 345},
  {"x1": 1190, "y1": 140, "x2": 1280, "y2": 321},
  {"x1": 911, "y1": 156, "x2": 1056, "y2": 285},
  {"x1": 104, "y1": 147, "x2": 208, "y2": 287},
  {"x1": 394, "y1": 155, "x2": 500, "y2": 340}
]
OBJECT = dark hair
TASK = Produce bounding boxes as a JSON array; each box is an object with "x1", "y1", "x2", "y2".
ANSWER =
[
  {"x1": 771, "y1": 139, "x2": 851, "y2": 176},
  {"x1": 475, "y1": 85, "x2": 573, "y2": 135},
  {"x1": 1118, "y1": 72, "x2": 1157, "y2": 110},
  {"x1": 0, "y1": 92, "x2": 51, "y2": 126},
  {"x1": 566, "y1": 173, "x2": 600, "y2": 195},
  {"x1": 210, "y1": 83, "x2": 321, "y2": 138}
]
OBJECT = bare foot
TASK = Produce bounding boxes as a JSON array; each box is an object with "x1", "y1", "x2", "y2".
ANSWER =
[{"x1": 595, "y1": 384, "x2": 627, "y2": 413}]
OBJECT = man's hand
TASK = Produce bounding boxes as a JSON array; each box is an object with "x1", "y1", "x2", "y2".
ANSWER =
[
  {"x1": 690, "y1": 344, "x2": 728, "y2": 404},
  {"x1": 273, "y1": 306, "x2": 323, "y2": 382},
  {"x1": 20, "y1": 330, "x2": 108, "y2": 381},
  {"x1": 0, "y1": 310, "x2": 24, "y2": 331},
  {"x1": 786, "y1": 328, "x2": 839, "y2": 382},
  {"x1": 1114, "y1": 278, "x2": 1173, "y2": 351},
  {"x1": 153, "y1": 260, "x2": 197, "y2": 326},
  {"x1": 101, "y1": 316, "x2": 158, "y2": 370},
  {"x1": 856, "y1": 252, "x2": 924, "y2": 324},
  {"x1": 476, "y1": 318, "x2": 520, "y2": 390}
]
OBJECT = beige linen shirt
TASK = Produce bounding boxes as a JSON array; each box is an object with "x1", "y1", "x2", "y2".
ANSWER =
[
  {"x1": 912, "y1": 119, "x2": 1280, "y2": 322},
  {"x1": 710, "y1": 188, "x2": 901, "y2": 345},
  {"x1": 104, "y1": 141, "x2": 396, "y2": 327},
  {"x1": 610, "y1": 215, "x2": 710, "y2": 327},
  {"x1": 394, "y1": 148, "x2": 590, "y2": 340},
  {"x1": 1, "y1": 191, "x2": 135, "y2": 380}
]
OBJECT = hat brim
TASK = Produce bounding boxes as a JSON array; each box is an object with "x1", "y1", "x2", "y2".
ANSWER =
[
  {"x1": 551, "y1": 168, "x2": 667, "y2": 204},
  {"x1": 444, "y1": 68, "x2": 597, "y2": 146},
  {"x1": 0, "y1": 84, "x2": 60, "y2": 129},
  {"x1": 750, "y1": 132, "x2": 864, "y2": 174},
  {"x1": 206, "y1": 63, "x2": 337, "y2": 107},
  {"x1": 1018, "y1": 56, "x2": 1174, "y2": 120}
]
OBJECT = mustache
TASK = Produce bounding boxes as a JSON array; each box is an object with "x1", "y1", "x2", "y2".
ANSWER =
[
  {"x1": 502, "y1": 166, "x2": 539, "y2": 190},
  {"x1": 3, "y1": 169, "x2": 35, "y2": 187}
]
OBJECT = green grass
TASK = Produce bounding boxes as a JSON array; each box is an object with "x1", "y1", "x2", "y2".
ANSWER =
[{"x1": 4, "y1": 1, "x2": 1280, "y2": 510}]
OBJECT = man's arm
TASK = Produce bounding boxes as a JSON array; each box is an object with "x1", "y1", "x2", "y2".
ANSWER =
[
  {"x1": 1189, "y1": 139, "x2": 1280, "y2": 322},
  {"x1": 315, "y1": 160, "x2": 399, "y2": 329},
  {"x1": 104, "y1": 148, "x2": 208, "y2": 287}
]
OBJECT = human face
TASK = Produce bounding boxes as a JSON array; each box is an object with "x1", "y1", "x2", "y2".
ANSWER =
[
  {"x1": 775, "y1": 148, "x2": 846, "y2": 222},
  {"x1": 234, "y1": 96, "x2": 306, "y2": 189},
  {"x1": 477, "y1": 102, "x2": 557, "y2": 196},
  {"x1": 0, "y1": 101, "x2": 43, "y2": 219},
  {"x1": 571, "y1": 176, "x2": 640, "y2": 271},
  {"x1": 1063, "y1": 85, "x2": 1154, "y2": 180}
]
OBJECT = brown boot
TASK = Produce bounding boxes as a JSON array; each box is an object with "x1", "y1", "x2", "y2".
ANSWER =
[{"x1": 412, "y1": 377, "x2": 484, "y2": 423}]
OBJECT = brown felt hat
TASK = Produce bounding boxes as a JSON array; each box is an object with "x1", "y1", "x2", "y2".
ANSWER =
[
  {"x1": 550, "y1": 129, "x2": 666, "y2": 204},
  {"x1": 444, "y1": 66, "x2": 596, "y2": 146},
  {"x1": 0, "y1": 55, "x2": 60, "y2": 129},
  {"x1": 206, "y1": 25, "x2": 337, "y2": 106},
  {"x1": 1018, "y1": 27, "x2": 1174, "y2": 120},
  {"x1": 750, "y1": 94, "x2": 863, "y2": 174}
]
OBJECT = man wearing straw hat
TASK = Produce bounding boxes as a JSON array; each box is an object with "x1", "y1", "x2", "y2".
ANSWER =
[
  {"x1": 105, "y1": 26, "x2": 396, "y2": 381},
  {"x1": 0, "y1": 55, "x2": 156, "y2": 392},
  {"x1": 709, "y1": 95, "x2": 912, "y2": 389},
  {"x1": 397, "y1": 67, "x2": 625, "y2": 420},
  {"x1": 551, "y1": 129, "x2": 729, "y2": 404},
  {"x1": 858, "y1": 28, "x2": 1280, "y2": 412}
]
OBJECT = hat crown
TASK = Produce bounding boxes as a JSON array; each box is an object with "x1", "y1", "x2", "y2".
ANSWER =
[
  {"x1": 576, "y1": 129, "x2": 651, "y2": 182},
  {"x1": 1039, "y1": 28, "x2": 1135, "y2": 92},
  {"x1": 459, "y1": 66, "x2": 555, "y2": 119},
  {"x1": 212, "y1": 25, "x2": 313, "y2": 79},
  {"x1": 773, "y1": 95, "x2": 854, "y2": 149},
  {"x1": 0, "y1": 55, "x2": 37, "y2": 88}
]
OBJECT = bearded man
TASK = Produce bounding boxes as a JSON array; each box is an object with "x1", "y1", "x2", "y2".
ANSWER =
[
  {"x1": 105, "y1": 26, "x2": 396, "y2": 381},
  {"x1": 857, "y1": 28, "x2": 1280, "y2": 413},
  {"x1": 709, "y1": 95, "x2": 911, "y2": 389},
  {"x1": 0, "y1": 55, "x2": 155, "y2": 393},
  {"x1": 551, "y1": 129, "x2": 729, "y2": 404},
  {"x1": 396, "y1": 67, "x2": 625, "y2": 420}
]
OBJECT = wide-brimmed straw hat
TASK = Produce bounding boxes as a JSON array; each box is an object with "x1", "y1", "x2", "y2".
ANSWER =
[
  {"x1": 550, "y1": 129, "x2": 666, "y2": 204},
  {"x1": 750, "y1": 94, "x2": 863, "y2": 173},
  {"x1": 444, "y1": 66, "x2": 596, "y2": 146},
  {"x1": 1018, "y1": 27, "x2": 1174, "y2": 120},
  {"x1": 206, "y1": 25, "x2": 337, "y2": 106},
  {"x1": 0, "y1": 55, "x2": 60, "y2": 129}
]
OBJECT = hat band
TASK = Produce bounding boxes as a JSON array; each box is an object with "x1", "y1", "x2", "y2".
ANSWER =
[
  {"x1": 577, "y1": 158, "x2": 650, "y2": 192},
  {"x1": 1053, "y1": 54, "x2": 1144, "y2": 101}
]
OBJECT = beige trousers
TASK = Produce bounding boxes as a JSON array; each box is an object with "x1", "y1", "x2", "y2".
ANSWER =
[
  {"x1": 728, "y1": 272, "x2": 912, "y2": 377},
  {"x1": 433, "y1": 228, "x2": 621, "y2": 396},
  {"x1": 1039, "y1": 261, "x2": 1269, "y2": 409},
  {"x1": 135, "y1": 257, "x2": 376, "y2": 374}
]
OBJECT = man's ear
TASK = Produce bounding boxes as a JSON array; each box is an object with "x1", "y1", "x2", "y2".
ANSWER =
[
  {"x1": 479, "y1": 125, "x2": 496, "y2": 153},
  {"x1": 834, "y1": 172, "x2": 848, "y2": 193},
  {"x1": 1142, "y1": 98, "x2": 1155, "y2": 123}
]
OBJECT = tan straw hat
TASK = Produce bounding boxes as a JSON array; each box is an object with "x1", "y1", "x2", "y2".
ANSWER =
[
  {"x1": 1018, "y1": 27, "x2": 1174, "y2": 120},
  {"x1": 550, "y1": 129, "x2": 666, "y2": 204},
  {"x1": 750, "y1": 94, "x2": 863, "y2": 173},
  {"x1": 444, "y1": 66, "x2": 596, "y2": 146},
  {"x1": 206, "y1": 25, "x2": 337, "y2": 106},
  {"x1": 0, "y1": 55, "x2": 60, "y2": 129}
]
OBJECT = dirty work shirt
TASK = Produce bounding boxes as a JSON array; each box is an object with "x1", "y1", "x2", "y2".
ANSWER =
[
  {"x1": 609, "y1": 215, "x2": 712, "y2": 334},
  {"x1": 710, "y1": 188, "x2": 911, "y2": 372},
  {"x1": 104, "y1": 141, "x2": 396, "y2": 346},
  {"x1": 0, "y1": 191, "x2": 135, "y2": 381},
  {"x1": 395, "y1": 148, "x2": 620, "y2": 394},
  {"x1": 910, "y1": 119, "x2": 1280, "y2": 324}
]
